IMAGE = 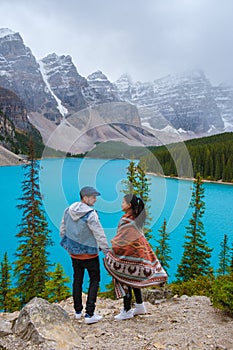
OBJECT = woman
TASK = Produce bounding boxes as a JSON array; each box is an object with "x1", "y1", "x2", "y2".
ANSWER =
[{"x1": 104, "y1": 194, "x2": 168, "y2": 320}]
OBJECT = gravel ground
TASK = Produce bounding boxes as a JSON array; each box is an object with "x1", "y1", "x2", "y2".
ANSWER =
[{"x1": 1, "y1": 295, "x2": 232, "y2": 350}]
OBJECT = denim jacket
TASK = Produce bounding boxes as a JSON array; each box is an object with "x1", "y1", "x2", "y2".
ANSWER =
[{"x1": 60, "y1": 202, "x2": 109, "y2": 255}]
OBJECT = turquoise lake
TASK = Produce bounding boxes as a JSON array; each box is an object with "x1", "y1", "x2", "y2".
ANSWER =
[{"x1": 1, "y1": 158, "x2": 233, "y2": 292}]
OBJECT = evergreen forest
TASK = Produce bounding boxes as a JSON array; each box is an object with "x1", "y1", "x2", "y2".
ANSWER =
[
  {"x1": 72, "y1": 132, "x2": 233, "y2": 183},
  {"x1": 143, "y1": 132, "x2": 233, "y2": 182}
]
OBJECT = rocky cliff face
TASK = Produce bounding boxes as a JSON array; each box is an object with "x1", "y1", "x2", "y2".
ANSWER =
[
  {"x1": 0, "y1": 29, "x2": 60, "y2": 123},
  {"x1": 40, "y1": 53, "x2": 88, "y2": 116},
  {"x1": 0, "y1": 85, "x2": 35, "y2": 153},
  {"x1": 86, "y1": 70, "x2": 121, "y2": 104},
  {"x1": 0, "y1": 86, "x2": 29, "y2": 131},
  {"x1": 212, "y1": 83, "x2": 233, "y2": 131},
  {"x1": 114, "y1": 70, "x2": 226, "y2": 135}
]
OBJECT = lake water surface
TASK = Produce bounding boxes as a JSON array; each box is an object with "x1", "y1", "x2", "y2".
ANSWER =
[{"x1": 1, "y1": 158, "x2": 233, "y2": 291}]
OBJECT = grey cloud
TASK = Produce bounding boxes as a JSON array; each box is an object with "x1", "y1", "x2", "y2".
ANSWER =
[{"x1": 0, "y1": 0, "x2": 233, "y2": 84}]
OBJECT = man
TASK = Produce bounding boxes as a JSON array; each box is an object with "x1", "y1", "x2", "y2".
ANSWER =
[{"x1": 60, "y1": 186, "x2": 109, "y2": 324}]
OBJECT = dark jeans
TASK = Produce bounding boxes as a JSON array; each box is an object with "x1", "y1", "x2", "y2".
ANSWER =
[
  {"x1": 71, "y1": 256, "x2": 100, "y2": 316},
  {"x1": 124, "y1": 286, "x2": 143, "y2": 311}
]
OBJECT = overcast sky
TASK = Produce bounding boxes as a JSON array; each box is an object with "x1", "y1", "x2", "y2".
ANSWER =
[{"x1": 0, "y1": 0, "x2": 233, "y2": 85}]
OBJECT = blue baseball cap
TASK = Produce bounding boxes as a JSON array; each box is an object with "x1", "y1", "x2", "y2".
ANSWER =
[{"x1": 80, "y1": 186, "x2": 101, "y2": 197}]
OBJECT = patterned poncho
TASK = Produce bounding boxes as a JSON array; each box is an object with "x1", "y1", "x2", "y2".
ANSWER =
[{"x1": 104, "y1": 214, "x2": 168, "y2": 298}]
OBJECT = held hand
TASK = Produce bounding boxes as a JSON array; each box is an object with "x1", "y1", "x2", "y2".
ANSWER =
[{"x1": 102, "y1": 248, "x2": 110, "y2": 256}]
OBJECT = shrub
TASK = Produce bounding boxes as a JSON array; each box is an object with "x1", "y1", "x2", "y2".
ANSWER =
[
  {"x1": 211, "y1": 274, "x2": 233, "y2": 312},
  {"x1": 169, "y1": 275, "x2": 214, "y2": 297}
]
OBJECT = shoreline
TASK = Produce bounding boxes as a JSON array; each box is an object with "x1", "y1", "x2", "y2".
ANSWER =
[
  {"x1": 147, "y1": 172, "x2": 233, "y2": 186},
  {"x1": 1, "y1": 154, "x2": 232, "y2": 186},
  {"x1": 0, "y1": 145, "x2": 28, "y2": 167}
]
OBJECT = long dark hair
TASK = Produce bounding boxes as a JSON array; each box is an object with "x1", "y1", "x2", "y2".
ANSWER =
[{"x1": 124, "y1": 194, "x2": 146, "y2": 228}]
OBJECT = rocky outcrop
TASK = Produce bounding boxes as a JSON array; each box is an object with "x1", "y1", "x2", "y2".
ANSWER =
[
  {"x1": 0, "y1": 294, "x2": 233, "y2": 350},
  {"x1": 0, "y1": 86, "x2": 37, "y2": 155},
  {"x1": 0, "y1": 86, "x2": 30, "y2": 132}
]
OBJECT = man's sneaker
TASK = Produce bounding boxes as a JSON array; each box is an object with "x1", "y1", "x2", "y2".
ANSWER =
[
  {"x1": 75, "y1": 311, "x2": 82, "y2": 319},
  {"x1": 114, "y1": 309, "x2": 134, "y2": 320},
  {"x1": 84, "y1": 313, "x2": 103, "y2": 324},
  {"x1": 132, "y1": 302, "x2": 147, "y2": 316}
]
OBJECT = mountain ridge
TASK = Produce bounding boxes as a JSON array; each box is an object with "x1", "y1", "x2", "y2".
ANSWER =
[{"x1": 0, "y1": 28, "x2": 233, "y2": 155}]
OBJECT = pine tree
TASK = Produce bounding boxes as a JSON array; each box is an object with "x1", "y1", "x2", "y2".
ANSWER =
[
  {"x1": 135, "y1": 161, "x2": 150, "y2": 203},
  {"x1": 14, "y1": 138, "x2": 53, "y2": 306},
  {"x1": 0, "y1": 252, "x2": 11, "y2": 312},
  {"x1": 136, "y1": 162, "x2": 152, "y2": 241},
  {"x1": 217, "y1": 234, "x2": 232, "y2": 275},
  {"x1": 230, "y1": 242, "x2": 233, "y2": 273},
  {"x1": 121, "y1": 160, "x2": 138, "y2": 193},
  {"x1": 176, "y1": 173, "x2": 213, "y2": 281},
  {"x1": 122, "y1": 160, "x2": 152, "y2": 241},
  {"x1": 41, "y1": 263, "x2": 71, "y2": 303},
  {"x1": 155, "y1": 218, "x2": 172, "y2": 272},
  {"x1": 0, "y1": 252, "x2": 20, "y2": 312}
]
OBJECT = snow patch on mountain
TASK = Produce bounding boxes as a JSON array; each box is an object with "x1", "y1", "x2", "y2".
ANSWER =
[
  {"x1": 0, "y1": 28, "x2": 16, "y2": 38},
  {"x1": 38, "y1": 59, "x2": 68, "y2": 118},
  {"x1": 222, "y1": 119, "x2": 233, "y2": 131}
]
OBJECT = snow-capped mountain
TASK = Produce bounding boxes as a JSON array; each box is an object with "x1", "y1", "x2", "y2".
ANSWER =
[
  {"x1": 0, "y1": 27, "x2": 233, "y2": 153},
  {"x1": 114, "y1": 70, "x2": 229, "y2": 135}
]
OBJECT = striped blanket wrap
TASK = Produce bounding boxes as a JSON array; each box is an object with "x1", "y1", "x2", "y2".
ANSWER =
[{"x1": 104, "y1": 216, "x2": 168, "y2": 298}]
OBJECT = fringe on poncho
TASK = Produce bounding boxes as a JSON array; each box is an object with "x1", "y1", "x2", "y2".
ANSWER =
[{"x1": 103, "y1": 215, "x2": 168, "y2": 298}]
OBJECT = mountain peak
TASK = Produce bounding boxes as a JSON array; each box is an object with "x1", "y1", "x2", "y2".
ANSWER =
[
  {"x1": 42, "y1": 53, "x2": 73, "y2": 66},
  {"x1": 87, "y1": 70, "x2": 109, "y2": 81},
  {"x1": 115, "y1": 74, "x2": 133, "y2": 84},
  {"x1": 43, "y1": 52, "x2": 59, "y2": 60},
  {"x1": 0, "y1": 28, "x2": 17, "y2": 38}
]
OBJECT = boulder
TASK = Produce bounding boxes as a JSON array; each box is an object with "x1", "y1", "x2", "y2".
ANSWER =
[
  {"x1": 142, "y1": 286, "x2": 173, "y2": 304},
  {"x1": 13, "y1": 297, "x2": 81, "y2": 350},
  {"x1": 0, "y1": 320, "x2": 12, "y2": 337}
]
